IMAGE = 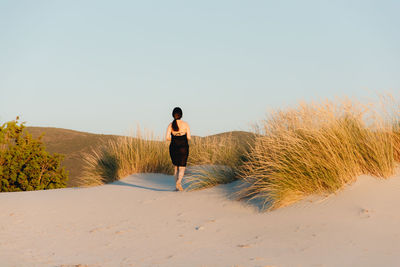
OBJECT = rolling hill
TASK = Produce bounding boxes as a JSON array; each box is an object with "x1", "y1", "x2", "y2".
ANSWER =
[
  {"x1": 26, "y1": 127, "x2": 119, "y2": 187},
  {"x1": 25, "y1": 127, "x2": 254, "y2": 187}
]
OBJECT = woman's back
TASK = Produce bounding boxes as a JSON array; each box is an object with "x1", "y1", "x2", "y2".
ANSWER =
[
  {"x1": 171, "y1": 120, "x2": 189, "y2": 136},
  {"x1": 166, "y1": 120, "x2": 191, "y2": 140}
]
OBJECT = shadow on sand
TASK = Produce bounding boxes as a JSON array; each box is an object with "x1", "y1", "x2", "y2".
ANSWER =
[
  {"x1": 112, "y1": 180, "x2": 172, "y2": 192},
  {"x1": 110, "y1": 174, "x2": 180, "y2": 192},
  {"x1": 111, "y1": 173, "x2": 271, "y2": 211},
  {"x1": 213, "y1": 180, "x2": 273, "y2": 212}
]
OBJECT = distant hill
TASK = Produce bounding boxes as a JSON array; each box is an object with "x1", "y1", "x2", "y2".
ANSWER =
[
  {"x1": 207, "y1": 131, "x2": 258, "y2": 152},
  {"x1": 25, "y1": 127, "x2": 255, "y2": 187},
  {"x1": 208, "y1": 130, "x2": 256, "y2": 141},
  {"x1": 26, "y1": 127, "x2": 120, "y2": 187}
]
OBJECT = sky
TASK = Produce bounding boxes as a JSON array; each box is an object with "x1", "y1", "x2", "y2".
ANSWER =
[{"x1": 1, "y1": 0, "x2": 399, "y2": 137}]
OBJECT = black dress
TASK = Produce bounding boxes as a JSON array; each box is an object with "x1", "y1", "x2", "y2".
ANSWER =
[{"x1": 169, "y1": 134, "x2": 189, "y2": 167}]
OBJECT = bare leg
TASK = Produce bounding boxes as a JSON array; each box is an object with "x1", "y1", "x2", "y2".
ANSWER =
[
  {"x1": 174, "y1": 166, "x2": 179, "y2": 191},
  {"x1": 176, "y1": 166, "x2": 185, "y2": 191},
  {"x1": 174, "y1": 166, "x2": 178, "y2": 180}
]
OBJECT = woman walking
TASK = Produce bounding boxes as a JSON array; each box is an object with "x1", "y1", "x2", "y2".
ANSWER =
[{"x1": 166, "y1": 107, "x2": 191, "y2": 191}]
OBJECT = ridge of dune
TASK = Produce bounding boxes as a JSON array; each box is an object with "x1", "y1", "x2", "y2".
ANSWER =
[{"x1": 1, "y1": 173, "x2": 400, "y2": 266}]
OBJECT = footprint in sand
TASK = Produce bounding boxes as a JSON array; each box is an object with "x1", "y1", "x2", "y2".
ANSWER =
[
  {"x1": 115, "y1": 229, "x2": 132, "y2": 234},
  {"x1": 359, "y1": 208, "x2": 373, "y2": 218},
  {"x1": 89, "y1": 227, "x2": 104, "y2": 233},
  {"x1": 195, "y1": 218, "x2": 217, "y2": 231}
]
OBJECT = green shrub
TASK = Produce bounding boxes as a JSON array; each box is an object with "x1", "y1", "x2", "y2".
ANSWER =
[{"x1": 0, "y1": 118, "x2": 68, "y2": 192}]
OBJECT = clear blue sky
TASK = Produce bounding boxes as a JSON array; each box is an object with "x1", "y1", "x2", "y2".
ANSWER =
[{"x1": 1, "y1": 0, "x2": 399, "y2": 137}]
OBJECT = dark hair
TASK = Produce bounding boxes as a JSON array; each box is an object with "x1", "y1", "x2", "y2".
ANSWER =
[{"x1": 172, "y1": 107, "x2": 183, "y2": 131}]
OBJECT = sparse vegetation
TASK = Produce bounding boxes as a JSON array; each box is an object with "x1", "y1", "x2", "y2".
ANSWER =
[
  {"x1": 184, "y1": 134, "x2": 251, "y2": 191},
  {"x1": 80, "y1": 130, "x2": 173, "y2": 186},
  {"x1": 188, "y1": 133, "x2": 250, "y2": 168},
  {"x1": 239, "y1": 98, "x2": 400, "y2": 210},
  {"x1": 23, "y1": 95, "x2": 400, "y2": 211},
  {"x1": 184, "y1": 165, "x2": 238, "y2": 191},
  {"x1": 0, "y1": 118, "x2": 68, "y2": 192},
  {"x1": 393, "y1": 121, "x2": 400, "y2": 162},
  {"x1": 80, "y1": 130, "x2": 252, "y2": 187}
]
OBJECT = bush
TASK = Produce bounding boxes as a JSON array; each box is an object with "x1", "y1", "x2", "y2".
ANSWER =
[{"x1": 0, "y1": 118, "x2": 68, "y2": 192}]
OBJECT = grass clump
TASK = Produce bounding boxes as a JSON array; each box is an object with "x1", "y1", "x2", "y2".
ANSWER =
[
  {"x1": 184, "y1": 134, "x2": 252, "y2": 191},
  {"x1": 184, "y1": 165, "x2": 237, "y2": 191},
  {"x1": 80, "y1": 130, "x2": 250, "y2": 188},
  {"x1": 392, "y1": 120, "x2": 400, "y2": 162},
  {"x1": 188, "y1": 133, "x2": 247, "y2": 167},
  {"x1": 80, "y1": 130, "x2": 172, "y2": 186},
  {"x1": 239, "y1": 98, "x2": 400, "y2": 210}
]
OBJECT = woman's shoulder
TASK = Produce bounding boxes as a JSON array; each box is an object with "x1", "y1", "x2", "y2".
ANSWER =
[{"x1": 181, "y1": 120, "x2": 190, "y2": 127}]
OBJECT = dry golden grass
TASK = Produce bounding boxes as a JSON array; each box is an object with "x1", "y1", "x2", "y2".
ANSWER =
[
  {"x1": 239, "y1": 97, "x2": 400, "y2": 210},
  {"x1": 188, "y1": 134, "x2": 246, "y2": 168},
  {"x1": 394, "y1": 127, "x2": 400, "y2": 162},
  {"x1": 184, "y1": 134, "x2": 251, "y2": 191},
  {"x1": 184, "y1": 165, "x2": 237, "y2": 191},
  {"x1": 80, "y1": 130, "x2": 172, "y2": 186},
  {"x1": 79, "y1": 96, "x2": 400, "y2": 205},
  {"x1": 392, "y1": 114, "x2": 400, "y2": 162},
  {"x1": 79, "y1": 131, "x2": 248, "y2": 187}
]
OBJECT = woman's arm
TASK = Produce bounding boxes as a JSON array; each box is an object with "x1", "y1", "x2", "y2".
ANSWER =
[
  {"x1": 186, "y1": 122, "x2": 191, "y2": 140},
  {"x1": 166, "y1": 124, "x2": 172, "y2": 141}
]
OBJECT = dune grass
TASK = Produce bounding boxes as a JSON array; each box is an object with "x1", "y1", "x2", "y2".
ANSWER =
[
  {"x1": 184, "y1": 165, "x2": 238, "y2": 191},
  {"x1": 239, "y1": 98, "x2": 400, "y2": 210},
  {"x1": 80, "y1": 96, "x2": 400, "y2": 211},
  {"x1": 393, "y1": 122, "x2": 400, "y2": 162},
  {"x1": 80, "y1": 131, "x2": 248, "y2": 187},
  {"x1": 188, "y1": 134, "x2": 243, "y2": 167},
  {"x1": 184, "y1": 134, "x2": 249, "y2": 191},
  {"x1": 80, "y1": 130, "x2": 172, "y2": 186}
]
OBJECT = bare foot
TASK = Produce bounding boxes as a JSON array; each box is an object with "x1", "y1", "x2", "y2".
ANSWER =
[{"x1": 176, "y1": 183, "x2": 184, "y2": 191}]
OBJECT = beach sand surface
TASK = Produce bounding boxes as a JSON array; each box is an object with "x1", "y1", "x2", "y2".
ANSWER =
[{"x1": 1, "y1": 173, "x2": 400, "y2": 267}]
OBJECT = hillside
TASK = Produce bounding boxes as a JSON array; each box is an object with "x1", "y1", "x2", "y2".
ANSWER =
[
  {"x1": 26, "y1": 127, "x2": 120, "y2": 187},
  {"x1": 25, "y1": 127, "x2": 255, "y2": 187}
]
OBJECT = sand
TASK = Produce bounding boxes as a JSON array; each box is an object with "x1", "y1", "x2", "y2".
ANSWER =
[{"x1": 1, "y1": 172, "x2": 400, "y2": 267}]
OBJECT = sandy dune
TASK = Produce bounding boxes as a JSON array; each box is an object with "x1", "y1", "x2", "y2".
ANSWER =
[{"x1": 1, "y1": 173, "x2": 400, "y2": 267}]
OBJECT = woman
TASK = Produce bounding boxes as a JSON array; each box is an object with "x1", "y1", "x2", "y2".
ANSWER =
[{"x1": 166, "y1": 107, "x2": 191, "y2": 191}]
